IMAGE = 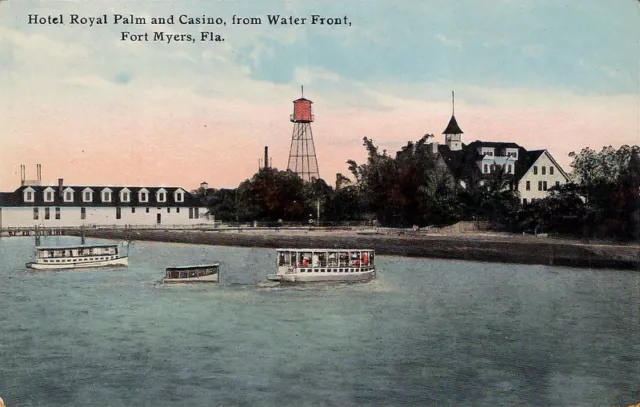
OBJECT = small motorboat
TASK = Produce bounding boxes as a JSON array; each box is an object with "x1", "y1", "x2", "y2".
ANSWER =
[{"x1": 163, "y1": 263, "x2": 220, "y2": 284}]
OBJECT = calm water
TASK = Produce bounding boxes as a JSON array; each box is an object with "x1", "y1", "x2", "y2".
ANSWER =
[{"x1": 0, "y1": 236, "x2": 638, "y2": 406}]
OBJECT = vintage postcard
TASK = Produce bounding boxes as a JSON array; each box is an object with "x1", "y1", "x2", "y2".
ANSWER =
[{"x1": 0, "y1": 0, "x2": 638, "y2": 406}]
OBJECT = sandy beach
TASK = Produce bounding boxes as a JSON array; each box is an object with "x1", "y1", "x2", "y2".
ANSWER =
[{"x1": 64, "y1": 227, "x2": 640, "y2": 271}]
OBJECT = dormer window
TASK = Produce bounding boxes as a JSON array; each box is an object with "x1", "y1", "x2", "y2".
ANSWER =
[
  {"x1": 43, "y1": 187, "x2": 55, "y2": 203},
  {"x1": 102, "y1": 188, "x2": 112, "y2": 202},
  {"x1": 174, "y1": 189, "x2": 185, "y2": 203},
  {"x1": 120, "y1": 188, "x2": 131, "y2": 203},
  {"x1": 156, "y1": 188, "x2": 167, "y2": 203},
  {"x1": 138, "y1": 189, "x2": 149, "y2": 203},
  {"x1": 82, "y1": 188, "x2": 94, "y2": 203},
  {"x1": 23, "y1": 187, "x2": 35, "y2": 202},
  {"x1": 63, "y1": 188, "x2": 75, "y2": 203}
]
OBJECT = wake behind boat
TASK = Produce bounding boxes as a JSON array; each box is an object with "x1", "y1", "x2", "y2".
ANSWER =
[
  {"x1": 267, "y1": 249, "x2": 376, "y2": 283},
  {"x1": 163, "y1": 263, "x2": 220, "y2": 284},
  {"x1": 26, "y1": 242, "x2": 129, "y2": 270}
]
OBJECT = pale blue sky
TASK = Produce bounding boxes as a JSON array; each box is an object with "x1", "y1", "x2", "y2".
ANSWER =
[{"x1": 2, "y1": 0, "x2": 636, "y2": 96}]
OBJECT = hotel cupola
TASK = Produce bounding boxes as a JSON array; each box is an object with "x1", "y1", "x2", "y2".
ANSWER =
[{"x1": 443, "y1": 91, "x2": 463, "y2": 151}]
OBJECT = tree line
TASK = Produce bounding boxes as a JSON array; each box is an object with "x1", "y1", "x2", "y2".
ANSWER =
[{"x1": 196, "y1": 137, "x2": 640, "y2": 241}]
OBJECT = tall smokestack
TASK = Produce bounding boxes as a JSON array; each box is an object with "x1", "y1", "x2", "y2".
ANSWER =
[
  {"x1": 20, "y1": 165, "x2": 25, "y2": 186},
  {"x1": 58, "y1": 178, "x2": 63, "y2": 198},
  {"x1": 264, "y1": 146, "x2": 269, "y2": 169}
]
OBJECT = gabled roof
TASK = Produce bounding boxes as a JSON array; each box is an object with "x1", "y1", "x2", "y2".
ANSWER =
[
  {"x1": 442, "y1": 115, "x2": 463, "y2": 134},
  {"x1": 0, "y1": 185, "x2": 202, "y2": 207},
  {"x1": 513, "y1": 149, "x2": 544, "y2": 181}
]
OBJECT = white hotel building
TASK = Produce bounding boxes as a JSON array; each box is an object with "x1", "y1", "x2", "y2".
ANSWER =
[
  {"x1": 433, "y1": 114, "x2": 571, "y2": 204},
  {"x1": 0, "y1": 177, "x2": 210, "y2": 229}
]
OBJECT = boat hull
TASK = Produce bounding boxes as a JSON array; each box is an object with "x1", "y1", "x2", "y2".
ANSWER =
[
  {"x1": 267, "y1": 269, "x2": 375, "y2": 283},
  {"x1": 26, "y1": 256, "x2": 129, "y2": 270},
  {"x1": 163, "y1": 274, "x2": 219, "y2": 284}
]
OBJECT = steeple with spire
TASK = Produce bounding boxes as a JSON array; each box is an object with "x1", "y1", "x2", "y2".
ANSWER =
[{"x1": 443, "y1": 91, "x2": 463, "y2": 151}]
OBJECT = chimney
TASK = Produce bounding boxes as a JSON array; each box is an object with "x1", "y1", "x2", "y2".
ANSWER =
[
  {"x1": 37, "y1": 164, "x2": 41, "y2": 181},
  {"x1": 264, "y1": 146, "x2": 269, "y2": 169},
  {"x1": 20, "y1": 165, "x2": 25, "y2": 186},
  {"x1": 58, "y1": 178, "x2": 64, "y2": 197}
]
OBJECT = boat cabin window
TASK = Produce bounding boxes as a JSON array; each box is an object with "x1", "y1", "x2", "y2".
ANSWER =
[
  {"x1": 339, "y1": 252, "x2": 349, "y2": 267},
  {"x1": 278, "y1": 252, "x2": 287, "y2": 266}
]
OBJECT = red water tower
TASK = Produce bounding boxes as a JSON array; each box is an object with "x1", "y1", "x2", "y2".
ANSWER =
[
  {"x1": 291, "y1": 98, "x2": 313, "y2": 123},
  {"x1": 287, "y1": 86, "x2": 320, "y2": 181}
]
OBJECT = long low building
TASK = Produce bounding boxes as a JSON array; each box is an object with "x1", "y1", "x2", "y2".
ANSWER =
[{"x1": 0, "y1": 178, "x2": 211, "y2": 229}]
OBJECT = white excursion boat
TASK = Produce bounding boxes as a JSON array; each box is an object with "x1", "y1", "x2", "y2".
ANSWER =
[
  {"x1": 267, "y1": 249, "x2": 376, "y2": 283},
  {"x1": 26, "y1": 243, "x2": 129, "y2": 270},
  {"x1": 163, "y1": 264, "x2": 220, "y2": 284}
]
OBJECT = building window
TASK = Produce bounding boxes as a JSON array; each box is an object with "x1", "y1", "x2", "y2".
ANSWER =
[
  {"x1": 45, "y1": 208, "x2": 50, "y2": 220},
  {"x1": 55, "y1": 207, "x2": 60, "y2": 220},
  {"x1": 132, "y1": 207, "x2": 136, "y2": 213},
  {"x1": 146, "y1": 208, "x2": 150, "y2": 213},
  {"x1": 542, "y1": 166, "x2": 546, "y2": 175},
  {"x1": 84, "y1": 192, "x2": 92, "y2": 202},
  {"x1": 526, "y1": 181, "x2": 530, "y2": 191},
  {"x1": 33, "y1": 208, "x2": 39, "y2": 220},
  {"x1": 177, "y1": 207, "x2": 180, "y2": 213},
  {"x1": 189, "y1": 208, "x2": 193, "y2": 219},
  {"x1": 45, "y1": 191, "x2": 53, "y2": 202},
  {"x1": 550, "y1": 167, "x2": 555, "y2": 175},
  {"x1": 538, "y1": 181, "x2": 543, "y2": 191},
  {"x1": 543, "y1": 181, "x2": 548, "y2": 191},
  {"x1": 121, "y1": 192, "x2": 130, "y2": 202},
  {"x1": 175, "y1": 193, "x2": 184, "y2": 202},
  {"x1": 25, "y1": 191, "x2": 33, "y2": 202},
  {"x1": 522, "y1": 198, "x2": 528, "y2": 205},
  {"x1": 484, "y1": 164, "x2": 488, "y2": 173},
  {"x1": 102, "y1": 191, "x2": 111, "y2": 202},
  {"x1": 507, "y1": 164, "x2": 512, "y2": 174},
  {"x1": 533, "y1": 166, "x2": 538, "y2": 175},
  {"x1": 81, "y1": 207, "x2": 86, "y2": 220},
  {"x1": 116, "y1": 207, "x2": 121, "y2": 220},
  {"x1": 157, "y1": 192, "x2": 166, "y2": 202},
  {"x1": 167, "y1": 208, "x2": 171, "y2": 213},
  {"x1": 556, "y1": 181, "x2": 560, "y2": 187},
  {"x1": 194, "y1": 208, "x2": 199, "y2": 218},
  {"x1": 65, "y1": 192, "x2": 72, "y2": 202}
]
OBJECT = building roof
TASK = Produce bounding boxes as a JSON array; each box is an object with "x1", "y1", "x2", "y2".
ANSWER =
[
  {"x1": 442, "y1": 115, "x2": 463, "y2": 134},
  {"x1": 0, "y1": 185, "x2": 203, "y2": 207},
  {"x1": 467, "y1": 140, "x2": 520, "y2": 149},
  {"x1": 435, "y1": 141, "x2": 569, "y2": 183},
  {"x1": 513, "y1": 149, "x2": 545, "y2": 181}
]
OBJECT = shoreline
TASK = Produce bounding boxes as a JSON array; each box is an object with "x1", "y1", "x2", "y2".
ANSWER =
[{"x1": 62, "y1": 228, "x2": 640, "y2": 271}]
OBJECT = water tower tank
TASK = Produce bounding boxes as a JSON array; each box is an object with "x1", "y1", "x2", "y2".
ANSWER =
[{"x1": 291, "y1": 98, "x2": 313, "y2": 122}]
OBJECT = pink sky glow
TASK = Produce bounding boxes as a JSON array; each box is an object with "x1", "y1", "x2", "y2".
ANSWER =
[{"x1": 1, "y1": 92, "x2": 637, "y2": 191}]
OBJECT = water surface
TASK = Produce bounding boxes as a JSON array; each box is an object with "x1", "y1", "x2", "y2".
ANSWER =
[{"x1": 1, "y1": 236, "x2": 639, "y2": 406}]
